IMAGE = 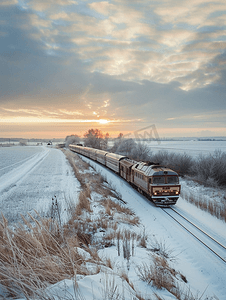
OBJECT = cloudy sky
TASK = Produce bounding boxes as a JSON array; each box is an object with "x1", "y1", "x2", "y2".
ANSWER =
[{"x1": 0, "y1": 0, "x2": 226, "y2": 139}]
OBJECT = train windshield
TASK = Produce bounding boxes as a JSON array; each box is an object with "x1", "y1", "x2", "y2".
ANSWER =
[
  {"x1": 152, "y1": 177, "x2": 165, "y2": 184},
  {"x1": 167, "y1": 176, "x2": 179, "y2": 184}
]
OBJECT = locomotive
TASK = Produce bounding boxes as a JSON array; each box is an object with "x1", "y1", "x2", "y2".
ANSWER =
[{"x1": 69, "y1": 144, "x2": 180, "y2": 206}]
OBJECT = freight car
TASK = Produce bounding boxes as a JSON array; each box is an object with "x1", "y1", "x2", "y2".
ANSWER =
[{"x1": 69, "y1": 144, "x2": 180, "y2": 206}]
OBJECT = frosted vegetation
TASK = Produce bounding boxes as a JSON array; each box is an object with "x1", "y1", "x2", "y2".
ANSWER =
[
  {"x1": 0, "y1": 143, "x2": 225, "y2": 299},
  {"x1": 110, "y1": 137, "x2": 226, "y2": 222},
  {"x1": 65, "y1": 130, "x2": 226, "y2": 191},
  {"x1": 0, "y1": 150, "x2": 192, "y2": 300},
  {"x1": 111, "y1": 137, "x2": 226, "y2": 188},
  {"x1": 65, "y1": 132, "x2": 226, "y2": 222}
]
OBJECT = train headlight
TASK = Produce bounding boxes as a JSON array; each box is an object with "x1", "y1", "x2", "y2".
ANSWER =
[
  {"x1": 175, "y1": 191, "x2": 179, "y2": 194},
  {"x1": 154, "y1": 192, "x2": 157, "y2": 195}
]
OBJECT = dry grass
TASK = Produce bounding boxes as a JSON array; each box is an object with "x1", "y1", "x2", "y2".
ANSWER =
[
  {"x1": 66, "y1": 150, "x2": 140, "y2": 230},
  {"x1": 114, "y1": 215, "x2": 140, "y2": 227},
  {"x1": 153, "y1": 293, "x2": 165, "y2": 300},
  {"x1": 101, "y1": 198, "x2": 136, "y2": 217},
  {"x1": 63, "y1": 150, "x2": 209, "y2": 300},
  {"x1": 150, "y1": 239, "x2": 176, "y2": 261},
  {"x1": 137, "y1": 229, "x2": 148, "y2": 248},
  {"x1": 101, "y1": 274, "x2": 121, "y2": 300},
  {"x1": 137, "y1": 254, "x2": 193, "y2": 300},
  {"x1": 0, "y1": 148, "x2": 200, "y2": 299},
  {"x1": 0, "y1": 213, "x2": 89, "y2": 299},
  {"x1": 181, "y1": 188, "x2": 226, "y2": 223},
  {"x1": 150, "y1": 255, "x2": 175, "y2": 290},
  {"x1": 104, "y1": 257, "x2": 114, "y2": 270},
  {"x1": 137, "y1": 257, "x2": 174, "y2": 294},
  {"x1": 75, "y1": 187, "x2": 92, "y2": 216}
]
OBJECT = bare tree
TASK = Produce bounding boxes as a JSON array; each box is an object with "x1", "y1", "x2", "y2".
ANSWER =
[
  {"x1": 118, "y1": 133, "x2": 123, "y2": 139},
  {"x1": 116, "y1": 138, "x2": 137, "y2": 156},
  {"x1": 152, "y1": 151, "x2": 193, "y2": 176},
  {"x1": 131, "y1": 142, "x2": 152, "y2": 161},
  {"x1": 65, "y1": 135, "x2": 80, "y2": 148},
  {"x1": 191, "y1": 150, "x2": 226, "y2": 186},
  {"x1": 111, "y1": 133, "x2": 124, "y2": 152},
  {"x1": 83, "y1": 129, "x2": 109, "y2": 149}
]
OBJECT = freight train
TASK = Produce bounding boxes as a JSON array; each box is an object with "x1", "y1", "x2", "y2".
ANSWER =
[{"x1": 69, "y1": 144, "x2": 180, "y2": 206}]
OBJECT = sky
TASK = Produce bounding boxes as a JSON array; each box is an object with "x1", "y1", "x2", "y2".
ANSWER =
[{"x1": 0, "y1": 0, "x2": 226, "y2": 139}]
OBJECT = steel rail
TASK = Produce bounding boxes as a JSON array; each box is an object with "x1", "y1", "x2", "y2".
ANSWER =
[
  {"x1": 162, "y1": 208, "x2": 226, "y2": 263},
  {"x1": 171, "y1": 207, "x2": 226, "y2": 250}
]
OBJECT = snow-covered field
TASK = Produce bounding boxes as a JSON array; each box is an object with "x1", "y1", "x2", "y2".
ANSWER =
[
  {"x1": 0, "y1": 146, "x2": 80, "y2": 224},
  {"x1": 0, "y1": 145, "x2": 226, "y2": 299},
  {"x1": 145, "y1": 140, "x2": 226, "y2": 157}
]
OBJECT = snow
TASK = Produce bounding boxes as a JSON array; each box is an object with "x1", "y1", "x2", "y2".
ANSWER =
[
  {"x1": 176, "y1": 191, "x2": 226, "y2": 246},
  {"x1": 145, "y1": 140, "x2": 226, "y2": 157},
  {"x1": 0, "y1": 146, "x2": 44, "y2": 177},
  {"x1": 47, "y1": 273, "x2": 138, "y2": 300},
  {"x1": 0, "y1": 146, "x2": 80, "y2": 224},
  {"x1": 80, "y1": 155, "x2": 226, "y2": 300},
  {"x1": 1, "y1": 146, "x2": 226, "y2": 299}
]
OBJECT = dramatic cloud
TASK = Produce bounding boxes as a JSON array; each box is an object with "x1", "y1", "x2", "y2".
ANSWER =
[{"x1": 0, "y1": 0, "x2": 226, "y2": 138}]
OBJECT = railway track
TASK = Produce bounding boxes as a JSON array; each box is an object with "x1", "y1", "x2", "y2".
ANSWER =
[{"x1": 162, "y1": 207, "x2": 226, "y2": 263}]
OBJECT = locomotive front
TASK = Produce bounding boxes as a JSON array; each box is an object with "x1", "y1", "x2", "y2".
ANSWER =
[{"x1": 148, "y1": 165, "x2": 180, "y2": 205}]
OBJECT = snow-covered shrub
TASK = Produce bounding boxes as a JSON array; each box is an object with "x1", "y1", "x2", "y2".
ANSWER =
[
  {"x1": 190, "y1": 153, "x2": 215, "y2": 183},
  {"x1": 116, "y1": 138, "x2": 137, "y2": 156},
  {"x1": 111, "y1": 136, "x2": 123, "y2": 153},
  {"x1": 136, "y1": 256, "x2": 175, "y2": 290},
  {"x1": 151, "y1": 150, "x2": 171, "y2": 165},
  {"x1": 206, "y1": 177, "x2": 218, "y2": 188},
  {"x1": 151, "y1": 151, "x2": 193, "y2": 176},
  {"x1": 76, "y1": 187, "x2": 92, "y2": 216},
  {"x1": 137, "y1": 255, "x2": 188, "y2": 298},
  {"x1": 191, "y1": 150, "x2": 226, "y2": 187},
  {"x1": 112, "y1": 138, "x2": 152, "y2": 161},
  {"x1": 131, "y1": 142, "x2": 152, "y2": 161},
  {"x1": 211, "y1": 150, "x2": 226, "y2": 186},
  {"x1": 65, "y1": 134, "x2": 80, "y2": 148},
  {"x1": 171, "y1": 152, "x2": 193, "y2": 176}
]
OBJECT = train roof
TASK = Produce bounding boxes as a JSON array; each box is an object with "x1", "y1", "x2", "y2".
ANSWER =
[
  {"x1": 95, "y1": 149, "x2": 108, "y2": 155},
  {"x1": 132, "y1": 162, "x2": 178, "y2": 176},
  {"x1": 120, "y1": 158, "x2": 137, "y2": 168},
  {"x1": 69, "y1": 144, "x2": 85, "y2": 150},
  {"x1": 88, "y1": 147, "x2": 97, "y2": 152},
  {"x1": 69, "y1": 144, "x2": 82, "y2": 148},
  {"x1": 106, "y1": 152, "x2": 128, "y2": 161}
]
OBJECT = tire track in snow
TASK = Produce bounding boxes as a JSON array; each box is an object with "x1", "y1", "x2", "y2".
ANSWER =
[
  {"x1": 0, "y1": 147, "x2": 50, "y2": 195},
  {"x1": 0, "y1": 152, "x2": 39, "y2": 172},
  {"x1": 0, "y1": 148, "x2": 80, "y2": 226}
]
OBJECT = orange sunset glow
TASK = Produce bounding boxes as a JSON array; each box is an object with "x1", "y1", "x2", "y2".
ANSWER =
[{"x1": 0, "y1": 1, "x2": 226, "y2": 139}]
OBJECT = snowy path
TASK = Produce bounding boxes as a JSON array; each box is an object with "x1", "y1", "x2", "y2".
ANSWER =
[
  {"x1": 0, "y1": 146, "x2": 80, "y2": 224},
  {"x1": 80, "y1": 155, "x2": 226, "y2": 300}
]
